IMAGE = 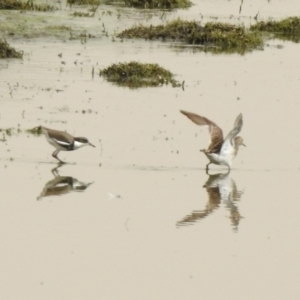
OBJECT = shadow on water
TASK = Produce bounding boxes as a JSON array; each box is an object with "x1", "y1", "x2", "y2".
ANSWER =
[
  {"x1": 177, "y1": 171, "x2": 244, "y2": 231},
  {"x1": 37, "y1": 165, "x2": 94, "y2": 200}
]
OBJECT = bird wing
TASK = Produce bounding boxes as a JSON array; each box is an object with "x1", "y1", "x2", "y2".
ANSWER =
[
  {"x1": 43, "y1": 127, "x2": 74, "y2": 146},
  {"x1": 180, "y1": 110, "x2": 223, "y2": 153},
  {"x1": 221, "y1": 113, "x2": 243, "y2": 154}
]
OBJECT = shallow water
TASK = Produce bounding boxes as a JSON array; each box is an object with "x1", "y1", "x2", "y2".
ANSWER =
[{"x1": 1, "y1": 0, "x2": 300, "y2": 299}]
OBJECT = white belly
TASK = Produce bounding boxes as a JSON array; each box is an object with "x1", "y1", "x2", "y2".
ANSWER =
[{"x1": 204, "y1": 151, "x2": 234, "y2": 168}]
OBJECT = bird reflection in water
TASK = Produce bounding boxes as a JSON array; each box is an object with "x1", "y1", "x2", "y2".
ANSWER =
[
  {"x1": 177, "y1": 172, "x2": 243, "y2": 231},
  {"x1": 37, "y1": 165, "x2": 93, "y2": 200}
]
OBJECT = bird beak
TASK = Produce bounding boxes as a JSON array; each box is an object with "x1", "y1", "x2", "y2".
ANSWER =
[
  {"x1": 242, "y1": 143, "x2": 246, "y2": 147},
  {"x1": 89, "y1": 142, "x2": 96, "y2": 148}
]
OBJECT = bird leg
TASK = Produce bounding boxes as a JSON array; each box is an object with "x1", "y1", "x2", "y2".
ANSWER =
[
  {"x1": 52, "y1": 150, "x2": 65, "y2": 164},
  {"x1": 205, "y1": 162, "x2": 211, "y2": 174},
  {"x1": 51, "y1": 164, "x2": 63, "y2": 177}
]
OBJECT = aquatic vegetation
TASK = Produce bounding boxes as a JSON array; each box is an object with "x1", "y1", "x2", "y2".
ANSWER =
[
  {"x1": 46, "y1": 25, "x2": 71, "y2": 32},
  {"x1": 0, "y1": 0, "x2": 57, "y2": 11},
  {"x1": 0, "y1": 126, "x2": 42, "y2": 138},
  {"x1": 67, "y1": 0, "x2": 101, "y2": 5},
  {"x1": 250, "y1": 17, "x2": 300, "y2": 42},
  {"x1": 118, "y1": 19, "x2": 263, "y2": 54},
  {"x1": 71, "y1": 11, "x2": 94, "y2": 17},
  {"x1": 0, "y1": 127, "x2": 21, "y2": 139},
  {"x1": 1, "y1": 128, "x2": 12, "y2": 136},
  {"x1": 0, "y1": 39, "x2": 23, "y2": 58},
  {"x1": 123, "y1": 0, "x2": 192, "y2": 9},
  {"x1": 100, "y1": 62, "x2": 181, "y2": 88},
  {"x1": 71, "y1": 4, "x2": 99, "y2": 17},
  {"x1": 26, "y1": 126, "x2": 42, "y2": 136},
  {"x1": 251, "y1": 17, "x2": 300, "y2": 33}
]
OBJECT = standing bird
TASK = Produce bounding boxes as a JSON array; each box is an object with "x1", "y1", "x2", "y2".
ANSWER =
[
  {"x1": 41, "y1": 126, "x2": 95, "y2": 163},
  {"x1": 180, "y1": 110, "x2": 245, "y2": 171}
]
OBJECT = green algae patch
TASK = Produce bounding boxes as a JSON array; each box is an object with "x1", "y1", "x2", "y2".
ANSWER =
[
  {"x1": 0, "y1": 0, "x2": 57, "y2": 11},
  {"x1": 250, "y1": 17, "x2": 300, "y2": 42},
  {"x1": 123, "y1": 0, "x2": 192, "y2": 9},
  {"x1": 118, "y1": 20, "x2": 263, "y2": 54},
  {"x1": 100, "y1": 62, "x2": 180, "y2": 88},
  {"x1": 0, "y1": 39, "x2": 23, "y2": 58}
]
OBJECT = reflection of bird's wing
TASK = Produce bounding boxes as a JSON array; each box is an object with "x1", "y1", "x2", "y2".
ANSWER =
[
  {"x1": 176, "y1": 209, "x2": 215, "y2": 227},
  {"x1": 231, "y1": 180, "x2": 243, "y2": 201},
  {"x1": 176, "y1": 186, "x2": 221, "y2": 227},
  {"x1": 221, "y1": 114, "x2": 243, "y2": 155},
  {"x1": 224, "y1": 199, "x2": 242, "y2": 229},
  {"x1": 180, "y1": 110, "x2": 223, "y2": 153},
  {"x1": 176, "y1": 190, "x2": 221, "y2": 227}
]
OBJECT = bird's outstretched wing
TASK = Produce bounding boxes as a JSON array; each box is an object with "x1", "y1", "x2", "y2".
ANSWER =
[
  {"x1": 220, "y1": 113, "x2": 243, "y2": 157},
  {"x1": 180, "y1": 110, "x2": 224, "y2": 153},
  {"x1": 222, "y1": 114, "x2": 243, "y2": 146}
]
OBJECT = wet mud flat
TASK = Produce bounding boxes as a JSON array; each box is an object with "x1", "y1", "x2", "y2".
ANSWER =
[{"x1": 1, "y1": 0, "x2": 300, "y2": 299}]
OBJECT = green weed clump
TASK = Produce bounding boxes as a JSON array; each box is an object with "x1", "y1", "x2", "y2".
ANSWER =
[
  {"x1": 0, "y1": 0, "x2": 57, "y2": 11},
  {"x1": 124, "y1": 0, "x2": 192, "y2": 9},
  {"x1": 0, "y1": 39, "x2": 23, "y2": 58},
  {"x1": 118, "y1": 19, "x2": 263, "y2": 54},
  {"x1": 100, "y1": 62, "x2": 180, "y2": 88},
  {"x1": 250, "y1": 17, "x2": 300, "y2": 42}
]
